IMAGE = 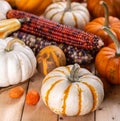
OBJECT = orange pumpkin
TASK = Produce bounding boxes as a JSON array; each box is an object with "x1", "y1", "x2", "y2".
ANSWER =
[
  {"x1": 95, "y1": 26, "x2": 120, "y2": 84},
  {"x1": 53, "y1": 0, "x2": 84, "y2": 2},
  {"x1": 87, "y1": 0, "x2": 120, "y2": 19},
  {"x1": 6, "y1": 0, "x2": 53, "y2": 15},
  {"x1": 85, "y1": 1, "x2": 120, "y2": 46},
  {"x1": 72, "y1": 0, "x2": 84, "y2": 2},
  {"x1": 36, "y1": 45, "x2": 66, "y2": 76}
]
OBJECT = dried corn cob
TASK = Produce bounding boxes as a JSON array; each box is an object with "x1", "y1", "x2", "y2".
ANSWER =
[
  {"x1": 0, "y1": 18, "x2": 29, "y2": 39},
  {"x1": 7, "y1": 10, "x2": 104, "y2": 51},
  {"x1": 11, "y1": 31, "x2": 99, "y2": 65}
]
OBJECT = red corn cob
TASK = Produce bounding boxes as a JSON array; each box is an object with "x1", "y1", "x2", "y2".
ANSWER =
[{"x1": 7, "y1": 10, "x2": 104, "y2": 50}]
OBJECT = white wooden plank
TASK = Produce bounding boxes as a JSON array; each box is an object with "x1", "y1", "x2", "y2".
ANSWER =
[
  {"x1": 21, "y1": 72, "x2": 58, "y2": 121},
  {"x1": 0, "y1": 83, "x2": 28, "y2": 121},
  {"x1": 96, "y1": 85, "x2": 120, "y2": 121}
]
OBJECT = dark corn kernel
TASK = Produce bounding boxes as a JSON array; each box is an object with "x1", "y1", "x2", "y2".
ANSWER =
[
  {"x1": 12, "y1": 31, "x2": 99, "y2": 65},
  {"x1": 7, "y1": 10, "x2": 104, "y2": 51}
]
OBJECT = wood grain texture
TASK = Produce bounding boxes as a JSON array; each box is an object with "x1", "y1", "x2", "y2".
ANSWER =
[
  {"x1": 96, "y1": 85, "x2": 120, "y2": 121},
  {"x1": 21, "y1": 72, "x2": 58, "y2": 121},
  {"x1": 0, "y1": 83, "x2": 28, "y2": 121},
  {"x1": 0, "y1": 71, "x2": 120, "y2": 121},
  {"x1": 58, "y1": 113, "x2": 94, "y2": 121}
]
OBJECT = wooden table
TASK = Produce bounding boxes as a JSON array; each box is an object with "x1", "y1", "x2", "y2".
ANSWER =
[{"x1": 0, "y1": 70, "x2": 120, "y2": 121}]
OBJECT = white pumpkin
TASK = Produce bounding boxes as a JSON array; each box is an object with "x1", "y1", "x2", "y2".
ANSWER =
[
  {"x1": 0, "y1": 37, "x2": 36, "y2": 87},
  {"x1": 44, "y1": 0, "x2": 90, "y2": 29},
  {"x1": 0, "y1": 0, "x2": 12, "y2": 20},
  {"x1": 41, "y1": 64, "x2": 104, "y2": 116}
]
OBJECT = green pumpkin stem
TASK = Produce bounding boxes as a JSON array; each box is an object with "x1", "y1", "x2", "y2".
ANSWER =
[
  {"x1": 102, "y1": 26, "x2": 120, "y2": 55},
  {"x1": 65, "y1": 0, "x2": 71, "y2": 11},
  {"x1": 5, "y1": 38, "x2": 25, "y2": 52},
  {"x1": 69, "y1": 63, "x2": 80, "y2": 82},
  {"x1": 100, "y1": 1, "x2": 109, "y2": 28},
  {"x1": 18, "y1": 17, "x2": 30, "y2": 23}
]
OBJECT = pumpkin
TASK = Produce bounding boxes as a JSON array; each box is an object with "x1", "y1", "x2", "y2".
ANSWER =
[
  {"x1": 41, "y1": 64, "x2": 104, "y2": 116},
  {"x1": 84, "y1": 1, "x2": 120, "y2": 46},
  {"x1": 53, "y1": 0, "x2": 84, "y2": 2},
  {"x1": 0, "y1": 37, "x2": 36, "y2": 87},
  {"x1": 95, "y1": 26, "x2": 120, "y2": 84},
  {"x1": 37, "y1": 45, "x2": 66, "y2": 76},
  {"x1": 72, "y1": 0, "x2": 84, "y2": 2},
  {"x1": 6, "y1": 0, "x2": 53, "y2": 15},
  {"x1": 0, "y1": 0, "x2": 12, "y2": 20},
  {"x1": 87, "y1": 0, "x2": 120, "y2": 19},
  {"x1": 44, "y1": 0, "x2": 90, "y2": 29}
]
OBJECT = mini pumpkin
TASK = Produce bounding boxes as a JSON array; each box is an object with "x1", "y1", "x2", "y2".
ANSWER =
[
  {"x1": 37, "y1": 45, "x2": 66, "y2": 76},
  {"x1": 87, "y1": 0, "x2": 120, "y2": 19},
  {"x1": 6, "y1": 0, "x2": 53, "y2": 15},
  {"x1": 84, "y1": 1, "x2": 120, "y2": 46},
  {"x1": 0, "y1": 0, "x2": 12, "y2": 20},
  {"x1": 0, "y1": 37, "x2": 36, "y2": 87},
  {"x1": 41, "y1": 64, "x2": 104, "y2": 116},
  {"x1": 95, "y1": 26, "x2": 120, "y2": 84},
  {"x1": 44, "y1": 0, "x2": 90, "y2": 29}
]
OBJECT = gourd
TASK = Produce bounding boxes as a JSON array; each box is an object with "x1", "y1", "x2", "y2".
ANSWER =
[
  {"x1": 0, "y1": 0, "x2": 12, "y2": 20},
  {"x1": 37, "y1": 45, "x2": 66, "y2": 76},
  {"x1": 95, "y1": 26, "x2": 120, "y2": 84},
  {"x1": 6, "y1": 0, "x2": 53, "y2": 15},
  {"x1": 44, "y1": 0, "x2": 90, "y2": 29},
  {"x1": 84, "y1": 1, "x2": 120, "y2": 46},
  {"x1": 0, "y1": 37, "x2": 36, "y2": 87},
  {"x1": 87, "y1": 0, "x2": 120, "y2": 19},
  {"x1": 41, "y1": 64, "x2": 104, "y2": 116},
  {"x1": 0, "y1": 18, "x2": 30, "y2": 39}
]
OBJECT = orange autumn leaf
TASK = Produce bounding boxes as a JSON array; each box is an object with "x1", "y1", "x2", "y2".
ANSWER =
[
  {"x1": 9, "y1": 86, "x2": 24, "y2": 99},
  {"x1": 26, "y1": 90, "x2": 40, "y2": 105}
]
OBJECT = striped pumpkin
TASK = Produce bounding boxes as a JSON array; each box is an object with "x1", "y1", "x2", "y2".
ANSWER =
[
  {"x1": 41, "y1": 64, "x2": 104, "y2": 116},
  {"x1": 37, "y1": 45, "x2": 66, "y2": 76},
  {"x1": 44, "y1": 0, "x2": 90, "y2": 29}
]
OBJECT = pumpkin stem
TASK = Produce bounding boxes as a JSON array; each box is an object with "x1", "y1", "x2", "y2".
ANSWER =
[
  {"x1": 5, "y1": 38, "x2": 25, "y2": 52},
  {"x1": 65, "y1": 0, "x2": 71, "y2": 11},
  {"x1": 100, "y1": 1, "x2": 109, "y2": 28},
  {"x1": 102, "y1": 26, "x2": 120, "y2": 55},
  {"x1": 68, "y1": 63, "x2": 80, "y2": 82},
  {"x1": 18, "y1": 17, "x2": 30, "y2": 23}
]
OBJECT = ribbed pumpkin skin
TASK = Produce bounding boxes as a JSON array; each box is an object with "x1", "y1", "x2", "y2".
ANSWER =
[
  {"x1": 84, "y1": 16, "x2": 120, "y2": 46},
  {"x1": 0, "y1": 0, "x2": 12, "y2": 20},
  {"x1": 0, "y1": 37, "x2": 36, "y2": 87},
  {"x1": 53, "y1": 0, "x2": 84, "y2": 2},
  {"x1": 44, "y1": 2, "x2": 90, "y2": 29},
  {"x1": 95, "y1": 43, "x2": 120, "y2": 84},
  {"x1": 87, "y1": 0, "x2": 120, "y2": 19},
  {"x1": 41, "y1": 65, "x2": 104, "y2": 116},
  {"x1": 37, "y1": 46, "x2": 66, "y2": 76},
  {"x1": 6, "y1": 0, "x2": 53, "y2": 15}
]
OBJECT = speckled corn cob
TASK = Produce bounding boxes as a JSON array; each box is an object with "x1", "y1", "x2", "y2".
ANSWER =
[
  {"x1": 7, "y1": 10, "x2": 104, "y2": 51},
  {"x1": 11, "y1": 31, "x2": 99, "y2": 64}
]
